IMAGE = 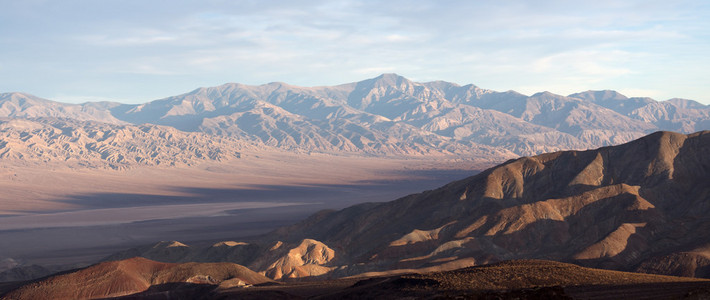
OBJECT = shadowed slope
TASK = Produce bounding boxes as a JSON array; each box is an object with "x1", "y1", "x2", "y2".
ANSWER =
[
  {"x1": 8, "y1": 259, "x2": 710, "y2": 299},
  {"x1": 217, "y1": 260, "x2": 710, "y2": 299},
  {"x1": 91, "y1": 131, "x2": 710, "y2": 281},
  {"x1": 268, "y1": 131, "x2": 710, "y2": 277},
  {"x1": 103, "y1": 239, "x2": 337, "y2": 280}
]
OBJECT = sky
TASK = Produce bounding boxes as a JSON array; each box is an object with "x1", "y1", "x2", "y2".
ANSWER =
[{"x1": 0, "y1": 0, "x2": 709, "y2": 104}]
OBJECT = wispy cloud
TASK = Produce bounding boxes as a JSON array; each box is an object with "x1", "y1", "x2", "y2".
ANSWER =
[
  {"x1": 353, "y1": 67, "x2": 397, "y2": 75},
  {"x1": 0, "y1": 0, "x2": 708, "y2": 103},
  {"x1": 530, "y1": 50, "x2": 634, "y2": 78},
  {"x1": 616, "y1": 88, "x2": 663, "y2": 99},
  {"x1": 77, "y1": 31, "x2": 178, "y2": 46}
]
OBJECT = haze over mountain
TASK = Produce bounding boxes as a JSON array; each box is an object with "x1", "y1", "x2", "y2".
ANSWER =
[
  {"x1": 2, "y1": 74, "x2": 708, "y2": 164},
  {"x1": 91, "y1": 131, "x2": 710, "y2": 281}
]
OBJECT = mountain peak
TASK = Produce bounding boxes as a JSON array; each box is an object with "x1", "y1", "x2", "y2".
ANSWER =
[
  {"x1": 376, "y1": 72, "x2": 406, "y2": 79},
  {"x1": 264, "y1": 81, "x2": 291, "y2": 88},
  {"x1": 569, "y1": 90, "x2": 629, "y2": 103},
  {"x1": 368, "y1": 73, "x2": 413, "y2": 87},
  {"x1": 666, "y1": 98, "x2": 708, "y2": 109},
  {"x1": 530, "y1": 91, "x2": 564, "y2": 99},
  {"x1": 0, "y1": 92, "x2": 52, "y2": 103}
]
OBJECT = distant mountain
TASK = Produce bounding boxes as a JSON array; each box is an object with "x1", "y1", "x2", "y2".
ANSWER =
[
  {"x1": 3, "y1": 74, "x2": 707, "y2": 161},
  {"x1": 0, "y1": 117, "x2": 247, "y2": 169},
  {"x1": 569, "y1": 90, "x2": 710, "y2": 133},
  {"x1": 0, "y1": 92, "x2": 124, "y2": 124}
]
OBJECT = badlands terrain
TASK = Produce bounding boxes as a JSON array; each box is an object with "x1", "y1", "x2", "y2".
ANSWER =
[
  {"x1": 1, "y1": 130, "x2": 708, "y2": 299},
  {"x1": 0, "y1": 74, "x2": 709, "y2": 298},
  {"x1": 4, "y1": 259, "x2": 710, "y2": 299}
]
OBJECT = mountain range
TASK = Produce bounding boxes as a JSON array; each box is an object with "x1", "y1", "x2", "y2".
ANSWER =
[
  {"x1": 2, "y1": 75, "x2": 710, "y2": 298},
  {"x1": 2, "y1": 74, "x2": 708, "y2": 167}
]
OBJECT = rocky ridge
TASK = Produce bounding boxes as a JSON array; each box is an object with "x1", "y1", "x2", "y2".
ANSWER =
[
  {"x1": 268, "y1": 131, "x2": 710, "y2": 278},
  {"x1": 3, "y1": 74, "x2": 708, "y2": 162},
  {"x1": 0, "y1": 117, "x2": 250, "y2": 169}
]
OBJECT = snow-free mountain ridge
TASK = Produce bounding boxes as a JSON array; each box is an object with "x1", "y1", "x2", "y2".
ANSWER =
[{"x1": 2, "y1": 74, "x2": 707, "y2": 165}]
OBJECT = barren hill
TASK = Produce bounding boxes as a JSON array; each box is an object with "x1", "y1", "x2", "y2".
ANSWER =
[
  {"x1": 263, "y1": 130, "x2": 710, "y2": 278},
  {"x1": 1, "y1": 257, "x2": 272, "y2": 300},
  {"x1": 315, "y1": 260, "x2": 710, "y2": 299},
  {"x1": 7, "y1": 259, "x2": 710, "y2": 299},
  {"x1": 103, "y1": 239, "x2": 337, "y2": 280},
  {"x1": 92, "y1": 131, "x2": 710, "y2": 281}
]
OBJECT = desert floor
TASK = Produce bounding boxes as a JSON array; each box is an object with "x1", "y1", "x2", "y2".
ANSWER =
[{"x1": 0, "y1": 151, "x2": 485, "y2": 267}]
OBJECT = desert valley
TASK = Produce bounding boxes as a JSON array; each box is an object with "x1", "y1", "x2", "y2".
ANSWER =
[{"x1": 0, "y1": 74, "x2": 708, "y2": 299}]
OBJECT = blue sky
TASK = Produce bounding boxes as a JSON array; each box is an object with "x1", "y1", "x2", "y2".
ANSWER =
[{"x1": 1, "y1": 0, "x2": 708, "y2": 104}]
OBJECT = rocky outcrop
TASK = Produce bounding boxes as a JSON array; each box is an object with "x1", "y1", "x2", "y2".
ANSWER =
[
  {"x1": 248, "y1": 239, "x2": 335, "y2": 279},
  {"x1": 102, "y1": 239, "x2": 336, "y2": 280}
]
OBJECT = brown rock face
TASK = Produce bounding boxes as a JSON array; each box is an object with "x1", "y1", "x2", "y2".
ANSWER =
[
  {"x1": 102, "y1": 239, "x2": 336, "y2": 280},
  {"x1": 270, "y1": 131, "x2": 710, "y2": 277},
  {"x1": 251, "y1": 239, "x2": 335, "y2": 279}
]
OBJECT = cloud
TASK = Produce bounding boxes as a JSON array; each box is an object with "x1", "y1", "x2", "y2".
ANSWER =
[
  {"x1": 0, "y1": 0, "x2": 708, "y2": 104},
  {"x1": 616, "y1": 88, "x2": 663, "y2": 99},
  {"x1": 53, "y1": 94, "x2": 128, "y2": 104},
  {"x1": 353, "y1": 67, "x2": 397, "y2": 75},
  {"x1": 530, "y1": 50, "x2": 634, "y2": 78},
  {"x1": 119, "y1": 63, "x2": 184, "y2": 76},
  {"x1": 77, "y1": 31, "x2": 178, "y2": 46}
]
